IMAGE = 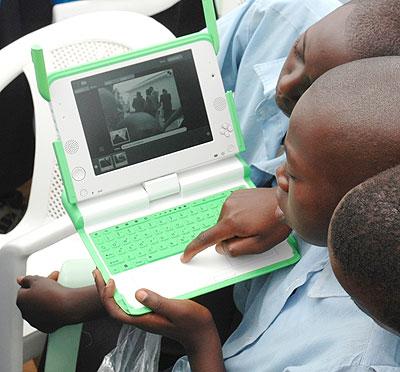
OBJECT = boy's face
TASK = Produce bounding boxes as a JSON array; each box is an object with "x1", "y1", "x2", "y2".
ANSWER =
[
  {"x1": 275, "y1": 108, "x2": 349, "y2": 246},
  {"x1": 276, "y1": 4, "x2": 355, "y2": 116}
]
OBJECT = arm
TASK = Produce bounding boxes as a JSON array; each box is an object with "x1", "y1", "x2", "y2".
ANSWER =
[
  {"x1": 181, "y1": 187, "x2": 291, "y2": 262},
  {"x1": 94, "y1": 270, "x2": 225, "y2": 372},
  {"x1": 16, "y1": 272, "x2": 105, "y2": 333}
]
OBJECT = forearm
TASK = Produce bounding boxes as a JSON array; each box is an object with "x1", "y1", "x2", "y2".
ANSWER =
[
  {"x1": 186, "y1": 330, "x2": 225, "y2": 372},
  {"x1": 66, "y1": 285, "x2": 107, "y2": 324}
]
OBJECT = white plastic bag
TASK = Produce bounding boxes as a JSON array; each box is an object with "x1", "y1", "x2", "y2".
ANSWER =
[{"x1": 98, "y1": 325, "x2": 162, "y2": 372}]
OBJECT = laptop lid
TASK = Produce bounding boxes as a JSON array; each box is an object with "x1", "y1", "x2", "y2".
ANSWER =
[{"x1": 48, "y1": 40, "x2": 242, "y2": 203}]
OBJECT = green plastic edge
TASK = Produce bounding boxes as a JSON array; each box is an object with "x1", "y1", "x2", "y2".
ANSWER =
[
  {"x1": 236, "y1": 154, "x2": 256, "y2": 188},
  {"x1": 31, "y1": 46, "x2": 50, "y2": 101},
  {"x1": 44, "y1": 324, "x2": 83, "y2": 372},
  {"x1": 202, "y1": 0, "x2": 219, "y2": 54},
  {"x1": 226, "y1": 91, "x2": 246, "y2": 153}
]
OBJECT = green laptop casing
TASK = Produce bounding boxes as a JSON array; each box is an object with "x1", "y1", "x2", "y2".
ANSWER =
[{"x1": 33, "y1": 0, "x2": 300, "y2": 315}]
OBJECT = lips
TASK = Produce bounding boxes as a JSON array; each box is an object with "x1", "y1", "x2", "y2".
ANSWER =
[
  {"x1": 275, "y1": 94, "x2": 294, "y2": 117},
  {"x1": 275, "y1": 204, "x2": 286, "y2": 223}
]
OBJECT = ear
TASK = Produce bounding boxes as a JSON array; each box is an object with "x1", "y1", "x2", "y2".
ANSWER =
[{"x1": 276, "y1": 165, "x2": 289, "y2": 193}]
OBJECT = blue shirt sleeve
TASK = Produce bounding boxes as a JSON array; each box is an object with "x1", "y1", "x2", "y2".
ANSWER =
[{"x1": 216, "y1": 0, "x2": 341, "y2": 185}]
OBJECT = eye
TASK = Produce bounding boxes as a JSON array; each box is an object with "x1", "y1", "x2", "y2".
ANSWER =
[
  {"x1": 287, "y1": 172, "x2": 296, "y2": 181},
  {"x1": 293, "y1": 37, "x2": 304, "y2": 61},
  {"x1": 284, "y1": 164, "x2": 297, "y2": 182}
]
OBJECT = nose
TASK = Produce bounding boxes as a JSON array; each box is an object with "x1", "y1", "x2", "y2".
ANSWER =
[
  {"x1": 277, "y1": 69, "x2": 304, "y2": 103},
  {"x1": 276, "y1": 165, "x2": 289, "y2": 193}
]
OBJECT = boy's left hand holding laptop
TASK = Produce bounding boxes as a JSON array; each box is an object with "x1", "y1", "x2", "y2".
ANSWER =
[
  {"x1": 17, "y1": 271, "x2": 106, "y2": 333},
  {"x1": 93, "y1": 269, "x2": 225, "y2": 372}
]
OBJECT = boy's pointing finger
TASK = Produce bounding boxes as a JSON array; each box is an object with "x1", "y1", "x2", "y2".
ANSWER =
[{"x1": 181, "y1": 222, "x2": 233, "y2": 263}]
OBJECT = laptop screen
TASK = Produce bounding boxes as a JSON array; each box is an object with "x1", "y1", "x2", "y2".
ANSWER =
[{"x1": 71, "y1": 50, "x2": 213, "y2": 176}]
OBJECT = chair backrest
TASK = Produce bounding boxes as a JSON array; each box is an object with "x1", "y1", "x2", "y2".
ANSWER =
[
  {"x1": 0, "y1": 11, "x2": 174, "y2": 372},
  {"x1": 53, "y1": 0, "x2": 181, "y2": 22}
]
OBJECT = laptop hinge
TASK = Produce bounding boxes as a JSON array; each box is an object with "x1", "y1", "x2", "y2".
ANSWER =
[{"x1": 143, "y1": 173, "x2": 180, "y2": 202}]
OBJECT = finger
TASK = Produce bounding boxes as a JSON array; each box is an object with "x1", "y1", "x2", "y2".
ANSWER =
[
  {"x1": 219, "y1": 236, "x2": 269, "y2": 257},
  {"x1": 135, "y1": 289, "x2": 178, "y2": 318},
  {"x1": 222, "y1": 230, "x2": 290, "y2": 257},
  {"x1": 102, "y1": 281, "x2": 170, "y2": 332},
  {"x1": 181, "y1": 222, "x2": 234, "y2": 263},
  {"x1": 100, "y1": 278, "x2": 135, "y2": 322},
  {"x1": 48, "y1": 271, "x2": 59, "y2": 281},
  {"x1": 93, "y1": 269, "x2": 106, "y2": 296},
  {"x1": 17, "y1": 275, "x2": 37, "y2": 289}
]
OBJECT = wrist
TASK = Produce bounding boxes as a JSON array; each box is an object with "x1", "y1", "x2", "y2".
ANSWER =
[
  {"x1": 59, "y1": 287, "x2": 86, "y2": 325},
  {"x1": 185, "y1": 325, "x2": 220, "y2": 355},
  {"x1": 186, "y1": 328, "x2": 224, "y2": 372}
]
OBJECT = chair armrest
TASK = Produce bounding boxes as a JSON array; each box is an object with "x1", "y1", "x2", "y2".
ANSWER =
[
  {"x1": 0, "y1": 216, "x2": 75, "y2": 372},
  {"x1": 2, "y1": 215, "x2": 74, "y2": 260}
]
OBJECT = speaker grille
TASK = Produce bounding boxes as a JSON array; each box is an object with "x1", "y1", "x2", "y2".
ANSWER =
[
  {"x1": 213, "y1": 97, "x2": 226, "y2": 111},
  {"x1": 64, "y1": 140, "x2": 79, "y2": 154}
]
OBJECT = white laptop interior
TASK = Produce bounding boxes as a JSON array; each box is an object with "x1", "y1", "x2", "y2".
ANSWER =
[{"x1": 32, "y1": 4, "x2": 300, "y2": 315}]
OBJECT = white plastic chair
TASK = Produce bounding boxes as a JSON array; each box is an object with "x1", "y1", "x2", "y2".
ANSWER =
[
  {"x1": 53, "y1": 0, "x2": 181, "y2": 22},
  {"x1": 0, "y1": 11, "x2": 174, "y2": 372}
]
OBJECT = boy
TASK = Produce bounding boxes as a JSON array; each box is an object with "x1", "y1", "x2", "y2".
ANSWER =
[
  {"x1": 328, "y1": 165, "x2": 400, "y2": 336},
  {"x1": 184, "y1": 0, "x2": 400, "y2": 258},
  {"x1": 94, "y1": 57, "x2": 400, "y2": 371}
]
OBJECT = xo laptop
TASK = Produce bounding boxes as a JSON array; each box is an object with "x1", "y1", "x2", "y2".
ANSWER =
[{"x1": 32, "y1": 1, "x2": 300, "y2": 314}]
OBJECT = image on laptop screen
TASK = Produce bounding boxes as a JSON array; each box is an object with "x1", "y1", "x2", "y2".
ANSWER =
[{"x1": 71, "y1": 50, "x2": 213, "y2": 175}]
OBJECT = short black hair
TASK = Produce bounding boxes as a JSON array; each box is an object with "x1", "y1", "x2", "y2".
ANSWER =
[
  {"x1": 329, "y1": 165, "x2": 400, "y2": 332},
  {"x1": 346, "y1": 0, "x2": 400, "y2": 59}
]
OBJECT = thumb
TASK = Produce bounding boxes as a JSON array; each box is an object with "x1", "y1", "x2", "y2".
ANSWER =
[
  {"x1": 17, "y1": 275, "x2": 36, "y2": 288},
  {"x1": 135, "y1": 289, "x2": 174, "y2": 317},
  {"x1": 48, "y1": 271, "x2": 60, "y2": 281}
]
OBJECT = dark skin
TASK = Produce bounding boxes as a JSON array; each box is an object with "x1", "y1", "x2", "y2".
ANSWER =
[
  {"x1": 275, "y1": 3, "x2": 356, "y2": 117},
  {"x1": 16, "y1": 272, "x2": 106, "y2": 333},
  {"x1": 274, "y1": 112, "x2": 350, "y2": 246}
]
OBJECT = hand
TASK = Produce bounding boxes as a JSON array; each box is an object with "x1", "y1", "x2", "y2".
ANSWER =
[
  {"x1": 93, "y1": 269, "x2": 220, "y2": 355},
  {"x1": 181, "y1": 187, "x2": 291, "y2": 262},
  {"x1": 17, "y1": 272, "x2": 105, "y2": 333},
  {"x1": 16, "y1": 272, "x2": 72, "y2": 333}
]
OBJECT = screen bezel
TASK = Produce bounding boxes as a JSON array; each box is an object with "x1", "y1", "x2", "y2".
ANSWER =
[{"x1": 49, "y1": 40, "x2": 239, "y2": 201}]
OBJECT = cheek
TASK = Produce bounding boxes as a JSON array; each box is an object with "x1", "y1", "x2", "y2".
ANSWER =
[{"x1": 287, "y1": 183, "x2": 320, "y2": 232}]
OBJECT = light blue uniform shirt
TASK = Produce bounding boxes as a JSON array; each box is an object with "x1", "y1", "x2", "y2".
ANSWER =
[
  {"x1": 174, "y1": 238, "x2": 400, "y2": 371},
  {"x1": 217, "y1": 0, "x2": 340, "y2": 185},
  {"x1": 173, "y1": 1, "x2": 400, "y2": 370}
]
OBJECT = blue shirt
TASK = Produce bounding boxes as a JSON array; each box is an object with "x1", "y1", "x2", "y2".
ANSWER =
[
  {"x1": 217, "y1": 0, "x2": 341, "y2": 185},
  {"x1": 174, "y1": 238, "x2": 400, "y2": 371},
  {"x1": 173, "y1": 1, "x2": 400, "y2": 370}
]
